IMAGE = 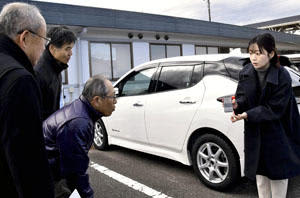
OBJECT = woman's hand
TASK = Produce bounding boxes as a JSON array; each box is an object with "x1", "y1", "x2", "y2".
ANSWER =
[
  {"x1": 231, "y1": 112, "x2": 247, "y2": 123},
  {"x1": 232, "y1": 98, "x2": 238, "y2": 110}
]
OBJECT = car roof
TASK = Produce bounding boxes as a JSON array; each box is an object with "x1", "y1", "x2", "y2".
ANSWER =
[
  {"x1": 135, "y1": 53, "x2": 249, "y2": 71},
  {"x1": 281, "y1": 54, "x2": 300, "y2": 60},
  {"x1": 115, "y1": 53, "x2": 300, "y2": 86},
  {"x1": 145, "y1": 54, "x2": 249, "y2": 64},
  {"x1": 134, "y1": 53, "x2": 300, "y2": 72}
]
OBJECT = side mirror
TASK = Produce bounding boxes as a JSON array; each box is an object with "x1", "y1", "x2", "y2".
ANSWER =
[{"x1": 114, "y1": 87, "x2": 119, "y2": 97}]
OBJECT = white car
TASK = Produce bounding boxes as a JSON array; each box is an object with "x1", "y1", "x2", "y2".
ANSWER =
[
  {"x1": 282, "y1": 54, "x2": 300, "y2": 71},
  {"x1": 93, "y1": 54, "x2": 300, "y2": 191}
]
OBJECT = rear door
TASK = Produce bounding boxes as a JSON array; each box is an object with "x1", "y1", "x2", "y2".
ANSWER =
[{"x1": 145, "y1": 63, "x2": 205, "y2": 151}]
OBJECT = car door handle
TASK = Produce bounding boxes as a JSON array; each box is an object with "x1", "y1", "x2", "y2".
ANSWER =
[
  {"x1": 133, "y1": 102, "x2": 143, "y2": 107},
  {"x1": 179, "y1": 100, "x2": 196, "y2": 104}
]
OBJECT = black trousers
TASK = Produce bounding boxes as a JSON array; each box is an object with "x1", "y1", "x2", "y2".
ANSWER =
[{"x1": 54, "y1": 179, "x2": 72, "y2": 198}]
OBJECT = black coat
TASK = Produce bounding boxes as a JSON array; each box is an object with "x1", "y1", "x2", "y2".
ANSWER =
[
  {"x1": 0, "y1": 35, "x2": 54, "y2": 197},
  {"x1": 234, "y1": 63, "x2": 300, "y2": 180},
  {"x1": 43, "y1": 96, "x2": 102, "y2": 198},
  {"x1": 35, "y1": 48, "x2": 68, "y2": 120}
]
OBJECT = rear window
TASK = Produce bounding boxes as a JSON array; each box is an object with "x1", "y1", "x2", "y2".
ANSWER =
[
  {"x1": 224, "y1": 58, "x2": 246, "y2": 81},
  {"x1": 204, "y1": 62, "x2": 229, "y2": 78},
  {"x1": 155, "y1": 64, "x2": 203, "y2": 92},
  {"x1": 190, "y1": 65, "x2": 203, "y2": 86},
  {"x1": 156, "y1": 66, "x2": 194, "y2": 92}
]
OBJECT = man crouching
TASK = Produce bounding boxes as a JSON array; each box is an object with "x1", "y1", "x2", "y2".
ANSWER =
[{"x1": 43, "y1": 75, "x2": 117, "y2": 198}]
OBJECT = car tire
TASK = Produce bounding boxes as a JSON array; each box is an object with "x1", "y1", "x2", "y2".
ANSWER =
[
  {"x1": 93, "y1": 119, "x2": 109, "y2": 150},
  {"x1": 191, "y1": 134, "x2": 240, "y2": 191}
]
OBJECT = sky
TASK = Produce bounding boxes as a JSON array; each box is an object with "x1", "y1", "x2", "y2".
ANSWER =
[{"x1": 34, "y1": 0, "x2": 300, "y2": 26}]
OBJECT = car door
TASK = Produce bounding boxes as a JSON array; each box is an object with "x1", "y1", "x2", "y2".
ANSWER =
[
  {"x1": 145, "y1": 64, "x2": 205, "y2": 151},
  {"x1": 104, "y1": 67, "x2": 157, "y2": 144}
]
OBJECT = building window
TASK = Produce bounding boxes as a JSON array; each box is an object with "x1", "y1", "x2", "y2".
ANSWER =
[
  {"x1": 166, "y1": 45, "x2": 181, "y2": 57},
  {"x1": 150, "y1": 44, "x2": 181, "y2": 60},
  {"x1": 89, "y1": 42, "x2": 132, "y2": 80},
  {"x1": 219, "y1": 47, "x2": 230, "y2": 53},
  {"x1": 207, "y1": 46, "x2": 218, "y2": 54},
  {"x1": 195, "y1": 46, "x2": 233, "y2": 54},
  {"x1": 195, "y1": 45, "x2": 219, "y2": 54},
  {"x1": 195, "y1": 46, "x2": 207, "y2": 55},
  {"x1": 151, "y1": 45, "x2": 165, "y2": 60}
]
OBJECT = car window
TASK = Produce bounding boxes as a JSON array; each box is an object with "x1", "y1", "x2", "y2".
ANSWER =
[
  {"x1": 156, "y1": 65, "x2": 194, "y2": 92},
  {"x1": 292, "y1": 62, "x2": 300, "y2": 71},
  {"x1": 287, "y1": 67, "x2": 300, "y2": 100},
  {"x1": 224, "y1": 58, "x2": 246, "y2": 81},
  {"x1": 288, "y1": 68, "x2": 300, "y2": 87},
  {"x1": 204, "y1": 62, "x2": 229, "y2": 78},
  {"x1": 190, "y1": 64, "x2": 204, "y2": 86},
  {"x1": 120, "y1": 68, "x2": 157, "y2": 96}
]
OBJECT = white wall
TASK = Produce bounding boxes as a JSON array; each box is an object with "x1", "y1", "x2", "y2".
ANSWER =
[
  {"x1": 62, "y1": 39, "x2": 90, "y2": 105},
  {"x1": 61, "y1": 44, "x2": 78, "y2": 105},
  {"x1": 80, "y1": 40, "x2": 90, "y2": 84},
  {"x1": 67, "y1": 43, "x2": 78, "y2": 85},
  {"x1": 182, "y1": 44, "x2": 195, "y2": 56},
  {"x1": 67, "y1": 39, "x2": 90, "y2": 85},
  {"x1": 132, "y1": 42, "x2": 150, "y2": 67}
]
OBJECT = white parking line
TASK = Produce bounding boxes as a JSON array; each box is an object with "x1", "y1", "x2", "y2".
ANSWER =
[{"x1": 90, "y1": 161, "x2": 173, "y2": 198}]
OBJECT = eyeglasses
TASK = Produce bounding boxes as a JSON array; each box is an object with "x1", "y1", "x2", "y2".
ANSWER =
[
  {"x1": 104, "y1": 95, "x2": 117, "y2": 100},
  {"x1": 17, "y1": 29, "x2": 51, "y2": 45}
]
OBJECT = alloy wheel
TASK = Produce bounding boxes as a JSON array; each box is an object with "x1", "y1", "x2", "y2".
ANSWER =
[
  {"x1": 196, "y1": 142, "x2": 229, "y2": 184},
  {"x1": 94, "y1": 121, "x2": 104, "y2": 147}
]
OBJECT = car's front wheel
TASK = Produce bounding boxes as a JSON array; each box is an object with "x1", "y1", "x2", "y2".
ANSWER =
[
  {"x1": 93, "y1": 119, "x2": 108, "y2": 150},
  {"x1": 191, "y1": 134, "x2": 240, "y2": 191}
]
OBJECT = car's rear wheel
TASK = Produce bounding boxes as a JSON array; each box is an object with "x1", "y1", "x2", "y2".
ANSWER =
[
  {"x1": 191, "y1": 134, "x2": 240, "y2": 191},
  {"x1": 93, "y1": 119, "x2": 108, "y2": 150}
]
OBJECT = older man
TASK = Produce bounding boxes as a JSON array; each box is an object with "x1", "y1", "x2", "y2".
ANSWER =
[
  {"x1": 0, "y1": 2, "x2": 54, "y2": 198},
  {"x1": 43, "y1": 75, "x2": 117, "y2": 198}
]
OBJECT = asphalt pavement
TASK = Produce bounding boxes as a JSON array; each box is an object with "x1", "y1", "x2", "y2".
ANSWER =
[{"x1": 88, "y1": 146, "x2": 300, "y2": 198}]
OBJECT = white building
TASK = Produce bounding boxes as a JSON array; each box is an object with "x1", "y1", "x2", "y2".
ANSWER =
[{"x1": 2, "y1": 0, "x2": 300, "y2": 104}]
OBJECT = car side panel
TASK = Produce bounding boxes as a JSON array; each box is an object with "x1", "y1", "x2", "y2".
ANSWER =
[{"x1": 145, "y1": 81, "x2": 205, "y2": 152}]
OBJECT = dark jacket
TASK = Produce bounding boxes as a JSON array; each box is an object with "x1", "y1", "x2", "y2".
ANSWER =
[
  {"x1": 235, "y1": 63, "x2": 300, "y2": 180},
  {"x1": 35, "y1": 48, "x2": 68, "y2": 120},
  {"x1": 43, "y1": 95, "x2": 102, "y2": 198},
  {"x1": 0, "y1": 34, "x2": 54, "y2": 197}
]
